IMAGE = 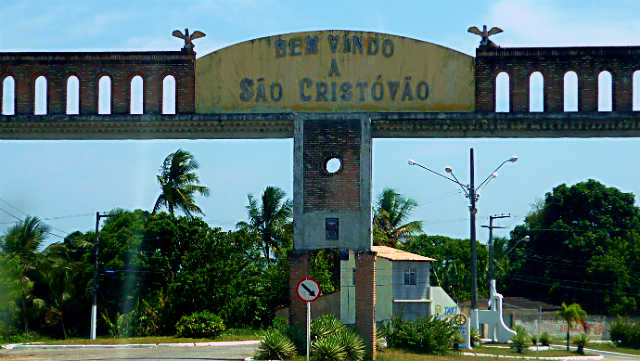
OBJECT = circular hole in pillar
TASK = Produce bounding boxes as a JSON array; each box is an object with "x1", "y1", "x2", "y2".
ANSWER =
[{"x1": 325, "y1": 157, "x2": 342, "y2": 174}]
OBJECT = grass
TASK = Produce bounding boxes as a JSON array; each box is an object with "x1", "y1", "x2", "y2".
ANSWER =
[
  {"x1": 376, "y1": 348, "x2": 508, "y2": 360},
  {"x1": 10, "y1": 328, "x2": 263, "y2": 345},
  {"x1": 576, "y1": 341, "x2": 640, "y2": 355},
  {"x1": 473, "y1": 344, "x2": 591, "y2": 357}
]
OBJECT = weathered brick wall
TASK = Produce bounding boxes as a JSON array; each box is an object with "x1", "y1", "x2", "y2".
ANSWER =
[
  {"x1": 289, "y1": 251, "x2": 310, "y2": 327},
  {"x1": 302, "y1": 118, "x2": 361, "y2": 213},
  {"x1": 355, "y1": 251, "x2": 377, "y2": 360},
  {"x1": 476, "y1": 46, "x2": 640, "y2": 112},
  {"x1": 0, "y1": 51, "x2": 195, "y2": 115}
]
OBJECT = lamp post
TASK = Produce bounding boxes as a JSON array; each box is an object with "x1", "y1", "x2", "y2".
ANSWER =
[
  {"x1": 90, "y1": 211, "x2": 114, "y2": 340},
  {"x1": 409, "y1": 148, "x2": 517, "y2": 330}
]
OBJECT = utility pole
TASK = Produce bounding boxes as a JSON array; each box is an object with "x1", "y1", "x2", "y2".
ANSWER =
[
  {"x1": 469, "y1": 148, "x2": 478, "y2": 325},
  {"x1": 91, "y1": 212, "x2": 114, "y2": 340},
  {"x1": 482, "y1": 213, "x2": 510, "y2": 309}
]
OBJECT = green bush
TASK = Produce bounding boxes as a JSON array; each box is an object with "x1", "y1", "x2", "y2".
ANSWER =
[
  {"x1": 610, "y1": 317, "x2": 640, "y2": 348},
  {"x1": 574, "y1": 333, "x2": 589, "y2": 354},
  {"x1": 540, "y1": 332, "x2": 551, "y2": 346},
  {"x1": 382, "y1": 315, "x2": 457, "y2": 355},
  {"x1": 175, "y1": 311, "x2": 226, "y2": 338},
  {"x1": 452, "y1": 332, "x2": 465, "y2": 351},
  {"x1": 530, "y1": 334, "x2": 538, "y2": 345},
  {"x1": 510, "y1": 326, "x2": 529, "y2": 354},
  {"x1": 470, "y1": 327, "x2": 480, "y2": 346},
  {"x1": 336, "y1": 327, "x2": 365, "y2": 361},
  {"x1": 311, "y1": 314, "x2": 344, "y2": 340},
  {"x1": 312, "y1": 334, "x2": 346, "y2": 361},
  {"x1": 255, "y1": 329, "x2": 297, "y2": 360}
]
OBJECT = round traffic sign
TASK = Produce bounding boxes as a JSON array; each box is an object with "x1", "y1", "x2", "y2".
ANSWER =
[{"x1": 296, "y1": 277, "x2": 321, "y2": 303}]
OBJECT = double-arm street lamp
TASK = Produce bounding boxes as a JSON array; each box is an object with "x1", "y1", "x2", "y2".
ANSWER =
[{"x1": 409, "y1": 148, "x2": 517, "y2": 330}]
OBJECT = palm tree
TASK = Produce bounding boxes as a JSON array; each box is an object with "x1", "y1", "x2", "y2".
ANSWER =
[
  {"x1": 152, "y1": 149, "x2": 210, "y2": 218},
  {"x1": 237, "y1": 186, "x2": 292, "y2": 265},
  {"x1": 1, "y1": 216, "x2": 50, "y2": 334},
  {"x1": 373, "y1": 188, "x2": 423, "y2": 247},
  {"x1": 555, "y1": 302, "x2": 588, "y2": 350}
]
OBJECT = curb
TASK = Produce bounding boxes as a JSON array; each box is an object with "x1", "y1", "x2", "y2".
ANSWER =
[
  {"x1": 551, "y1": 344, "x2": 640, "y2": 357},
  {"x1": 2, "y1": 340, "x2": 260, "y2": 350},
  {"x1": 463, "y1": 352, "x2": 603, "y2": 360}
]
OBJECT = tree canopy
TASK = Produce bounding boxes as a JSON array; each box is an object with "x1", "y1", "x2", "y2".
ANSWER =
[
  {"x1": 373, "y1": 188, "x2": 423, "y2": 247},
  {"x1": 507, "y1": 179, "x2": 640, "y2": 315}
]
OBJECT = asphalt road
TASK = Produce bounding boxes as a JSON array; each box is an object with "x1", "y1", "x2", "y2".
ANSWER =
[
  {"x1": 0, "y1": 343, "x2": 258, "y2": 361},
  {"x1": 3, "y1": 344, "x2": 640, "y2": 361}
]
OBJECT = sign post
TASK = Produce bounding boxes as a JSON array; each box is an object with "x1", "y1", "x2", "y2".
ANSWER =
[{"x1": 296, "y1": 277, "x2": 321, "y2": 361}]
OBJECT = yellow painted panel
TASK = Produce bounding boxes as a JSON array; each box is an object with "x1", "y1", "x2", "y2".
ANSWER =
[{"x1": 196, "y1": 30, "x2": 475, "y2": 113}]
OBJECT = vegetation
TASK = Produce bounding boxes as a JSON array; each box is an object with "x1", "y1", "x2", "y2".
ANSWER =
[
  {"x1": 574, "y1": 333, "x2": 589, "y2": 354},
  {"x1": 175, "y1": 311, "x2": 225, "y2": 338},
  {"x1": 255, "y1": 329, "x2": 297, "y2": 360},
  {"x1": 540, "y1": 332, "x2": 551, "y2": 346},
  {"x1": 381, "y1": 315, "x2": 457, "y2": 355},
  {"x1": 373, "y1": 188, "x2": 423, "y2": 247},
  {"x1": 510, "y1": 326, "x2": 529, "y2": 353},
  {"x1": 508, "y1": 179, "x2": 640, "y2": 316},
  {"x1": 152, "y1": 149, "x2": 210, "y2": 218},
  {"x1": 555, "y1": 302, "x2": 587, "y2": 351},
  {"x1": 610, "y1": 317, "x2": 640, "y2": 348}
]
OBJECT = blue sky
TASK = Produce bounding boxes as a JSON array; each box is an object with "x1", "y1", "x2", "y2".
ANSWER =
[{"x1": 2, "y1": 0, "x2": 640, "y2": 246}]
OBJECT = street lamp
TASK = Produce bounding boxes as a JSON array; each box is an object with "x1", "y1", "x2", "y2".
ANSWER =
[
  {"x1": 90, "y1": 211, "x2": 114, "y2": 340},
  {"x1": 409, "y1": 148, "x2": 517, "y2": 330}
]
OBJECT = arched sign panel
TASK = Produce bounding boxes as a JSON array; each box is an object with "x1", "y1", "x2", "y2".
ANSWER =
[{"x1": 196, "y1": 30, "x2": 475, "y2": 113}]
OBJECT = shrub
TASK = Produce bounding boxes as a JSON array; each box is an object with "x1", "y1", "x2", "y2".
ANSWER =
[
  {"x1": 383, "y1": 315, "x2": 457, "y2": 355},
  {"x1": 452, "y1": 332, "x2": 465, "y2": 351},
  {"x1": 337, "y1": 327, "x2": 365, "y2": 361},
  {"x1": 311, "y1": 314, "x2": 344, "y2": 340},
  {"x1": 540, "y1": 332, "x2": 551, "y2": 346},
  {"x1": 610, "y1": 317, "x2": 640, "y2": 348},
  {"x1": 510, "y1": 326, "x2": 529, "y2": 354},
  {"x1": 530, "y1": 334, "x2": 538, "y2": 345},
  {"x1": 271, "y1": 316, "x2": 288, "y2": 333},
  {"x1": 470, "y1": 327, "x2": 481, "y2": 346},
  {"x1": 175, "y1": 310, "x2": 225, "y2": 338},
  {"x1": 574, "y1": 333, "x2": 589, "y2": 354},
  {"x1": 255, "y1": 329, "x2": 297, "y2": 360},
  {"x1": 311, "y1": 334, "x2": 346, "y2": 361}
]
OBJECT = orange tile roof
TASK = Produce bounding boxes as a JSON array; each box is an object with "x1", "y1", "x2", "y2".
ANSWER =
[{"x1": 372, "y1": 246, "x2": 436, "y2": 262}]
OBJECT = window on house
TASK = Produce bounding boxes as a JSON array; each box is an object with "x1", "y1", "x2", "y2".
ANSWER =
[{"x1": 404, "y1": 268, "x2": 416, "y2": 285}]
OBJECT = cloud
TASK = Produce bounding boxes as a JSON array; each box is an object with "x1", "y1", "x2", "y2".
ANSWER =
[{"x1": 488, "y1": 0, "x2": 640, "y2": 46}]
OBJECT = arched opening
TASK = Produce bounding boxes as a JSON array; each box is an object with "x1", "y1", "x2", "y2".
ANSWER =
[
  {"x1": 98, "y1": 75, "x2": 111, "y2": 114},
  {"x1": 529, "y1": 71, "x2": 544, "y2": 112},
  {"x1": 130, "y1": 75, "x2": 143, "y2": 114},
  {"x1": 633, "y1": 71, "x2": 640, "y2": 111},
  {"x1": 162, "y1": 75, "x2": 176, "y2": 114},
  {"x1": 495, "y1": 72, "x2": 509, "y2": 112},
  {"x1": 66, "y1": 75, "x2": 79, "y2": 115},
  {"x1": 598, "y1": 71, "x2": 613, "y2": 112},
  {"x1": 34, "y1": 75, "x2": 47, "y2": 115},
  {"x1": 563, "y1": 71, "x2": 578, "y2": 112},
  {"x1": 2, "y1": 76, "x2": 15, "y2": 115}
]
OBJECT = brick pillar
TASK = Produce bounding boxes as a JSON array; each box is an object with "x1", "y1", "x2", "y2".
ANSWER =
[
  {"x1": 355, "y1": 251, "x2": 376, "y2": 360},
  {"x1": 545, "y1": 69, "x2": 563, "y2": 112},
  {"x1": 15, "y1": 73, "x2": 31, "y2": 115},
  {"x1": 512, "y1": 68, "x2": 528, "y2": 112},
  {"x1": 49, "y1": 75, "x2": 65, "y2": 115},
  {"x1": 289, "y1": 250, "x2": 310, "y2": 327},
  {"x1": 614, "y1": 70, "x2": 632, "y2": 112},
  {"x1": 144, "y1": 72, "x2": 162, "y2": 114},
  {"x1": 581, "y1": 68, "x2": 596, "y2": 112},
  {"x1": 112, "y1": 72, "x2": 129, "y2": 114},
  {"x1": 80, "y1": 71, "x2": 98, "y2": 114}
]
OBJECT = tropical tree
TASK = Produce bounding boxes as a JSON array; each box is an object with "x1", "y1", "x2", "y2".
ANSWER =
[
  {"x1": 237, "y1": 186, "x2": 292, "y2": 265},
  {"x1": 152, "y1": 149, "x2": 210, "y2": 218},
  {"x1": 555, "y1": 302, "x2": 587, "y2": 351},
  {"x1": 1, "y1": 216, "x2": 50, "y2": 335},
  {"x1": 373, "y1": 188, "x2": 423, "y2": 247}
]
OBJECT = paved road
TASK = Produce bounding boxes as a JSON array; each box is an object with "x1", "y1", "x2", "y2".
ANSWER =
[{"x1": 0, "y1": 343, "x2": 258, "y2": 361}]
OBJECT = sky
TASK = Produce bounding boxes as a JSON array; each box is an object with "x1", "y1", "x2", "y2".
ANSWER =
[{"x1": 2, "y1": 0, "x2": 640, "y2": 247}]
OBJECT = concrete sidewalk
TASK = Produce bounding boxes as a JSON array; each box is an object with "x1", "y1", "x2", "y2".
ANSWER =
[{"x1": 2, "y1": 339, "x2": 260, "y2": 350}]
